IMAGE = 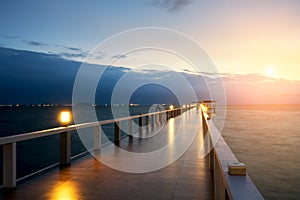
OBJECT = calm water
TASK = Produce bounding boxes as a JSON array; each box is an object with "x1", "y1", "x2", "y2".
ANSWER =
[
  {"x1": 0, "y1": 105, "x2": 299, "y2": 199},
  {"x1": 220, "y1": 105, "x2": 300, "y2": 200}
]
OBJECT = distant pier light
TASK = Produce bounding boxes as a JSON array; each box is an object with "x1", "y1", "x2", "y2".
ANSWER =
[
  {"x1": 169, "y1": 105, "x2": 174, "y2": 110},
  {"x1": 59, "y1": 111, "x2": 72, "y2": 125},
  {"x1": 202, "y1": 106, "x2": 208, "y2": 113},
  {"x1": 200, "y1": 100, "x2": 216, "y2": 114}
]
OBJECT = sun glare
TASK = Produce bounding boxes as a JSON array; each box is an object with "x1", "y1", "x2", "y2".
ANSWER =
[{"x1": 265, "y1": 67, "x2": 276, "y2": 78}]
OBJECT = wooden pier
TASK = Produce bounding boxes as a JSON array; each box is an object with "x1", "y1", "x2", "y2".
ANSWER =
[{"x1": 0, "y1": 105, "x2": 264, "y2": 200}]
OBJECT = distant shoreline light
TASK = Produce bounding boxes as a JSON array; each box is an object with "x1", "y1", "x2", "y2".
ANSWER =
[
  {"x1": 0, "y1": 103, "x2": 144, "y2": 107},
  {"x1": 0, "y1": 104, "x2": 70, "y2": 107}
]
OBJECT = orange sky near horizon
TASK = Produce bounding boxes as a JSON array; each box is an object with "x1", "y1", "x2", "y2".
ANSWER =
[{"x1": 189, "y1": 1, "x2": 300, "y2": 81}]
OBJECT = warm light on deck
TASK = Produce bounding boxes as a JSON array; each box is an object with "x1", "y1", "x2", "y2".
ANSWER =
[
  {"x1": 50, "y1": 181, "x2": 79, "y2": 199},
  {"x1": 60, "y1": 111, "x2": 71, "y2": 124},
  {"x1": 169, "y1": 105, "x2": 174, "y2": 110}
]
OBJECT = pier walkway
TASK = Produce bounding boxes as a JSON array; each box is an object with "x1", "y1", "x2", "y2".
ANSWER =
[{"x1": 1, "y1": 108, "x2": 213, "y2": 200}]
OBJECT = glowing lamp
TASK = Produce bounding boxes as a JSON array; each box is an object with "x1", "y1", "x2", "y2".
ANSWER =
[
  {"x1": 202, "y1": 106, "x2": 208, "y2": 113},
  {"x1": 169, "y1": 105, "x2": 174, "y2": 110},
  {"x1": 60, "y1": 111, "x2": 71, "y2": 124}
]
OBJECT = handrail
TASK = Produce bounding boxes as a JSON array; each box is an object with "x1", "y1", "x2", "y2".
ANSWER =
[
  {"x1": 0, "y1": 106, "x2": 194, "y2": 188},
  {"x1": 201, "y1": 108, "x2": 264, "y2": 200},
  {"x1": 0, "y1": 127, "x2": 67, "y2": 145},
  {"x1": 0, "y1": 107, "x2": 185, "y2": 146}
]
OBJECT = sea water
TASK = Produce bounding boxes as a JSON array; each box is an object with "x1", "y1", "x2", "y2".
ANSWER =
[{"x1": 220, "y1": 105, "x2": 300, "y2": 200}]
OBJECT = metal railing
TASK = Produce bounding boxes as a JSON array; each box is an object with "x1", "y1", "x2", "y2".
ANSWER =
[
  {"x1": 0, "y1": 106, "x2": 194, "y2": 188},
  {"x1": 201, "y1": 108, "x2": 264, "y2": 200}
]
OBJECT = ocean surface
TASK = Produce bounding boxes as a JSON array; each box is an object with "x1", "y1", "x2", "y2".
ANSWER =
[
  {"x1": 0, "y1": 105, "x2": 300, "y2": 199},
  {"x1": 220, "y1": 105, "x2": 300, "y2": 200}
]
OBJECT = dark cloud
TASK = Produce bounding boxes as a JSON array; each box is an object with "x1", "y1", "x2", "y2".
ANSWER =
[
  {"x1": 57, "y1": 45, "x2": 106, "y2": 61},
  {"x1": 23, "y1": 40, "x2": 48, "y2": 46},
  {"x1": 182, "y1": 69, "x2": 200, "y2": 74},
  {"x1": 0, "y1": 34, "x2": 20, "y2": 39},
  {"x1": 56, "y1": 44, "x2": 82, "y2": 51},
  {"x1": 111, "y1": 54, "x2": 127, "y2": 59},
  {"x1": 54, "y1": 44, "x2": 91, "y2": 59},
  {"x1": 151, "y1": 0, "x2": 192, "y2": 11}
]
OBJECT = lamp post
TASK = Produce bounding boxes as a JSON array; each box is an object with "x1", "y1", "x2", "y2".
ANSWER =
[
  {"x1": 168, "y1": 105, "x2": 174, "y2": 119},
  {"x1": 60, "y1": 111, "x2": 71, "y2": 124},
  {"x1": 59, "y1": 111, "x2": 72, "y2": 167}
]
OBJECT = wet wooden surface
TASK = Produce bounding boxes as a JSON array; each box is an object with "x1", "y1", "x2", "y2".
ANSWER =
[{"x1": 1, "y1": 109, "x2": 213, "y2": 200}]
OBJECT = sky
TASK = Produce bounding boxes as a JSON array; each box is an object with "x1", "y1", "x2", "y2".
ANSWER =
[{"x1": 1, "y1": 0, "x2": 300, "y2": 104}]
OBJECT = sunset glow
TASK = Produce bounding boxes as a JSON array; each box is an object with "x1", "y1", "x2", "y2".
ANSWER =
[{"x1": 265, "y1": 67, "x2": 276, "y2": 78}]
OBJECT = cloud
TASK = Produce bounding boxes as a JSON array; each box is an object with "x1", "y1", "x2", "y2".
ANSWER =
[
  {"x1": 93, "y1": 51, "x2": 105, "y2": 60},
  {"x1": 56, "y1": 44, "x2": 82, "y2": 51},
  {"x1": 221, "y1": 73, "x2": 275, "y2": 83},
  {"x1": 58, "y1": 52, "x2": 88, "y2": 59},
  {"x1": 151, "y1": 0, "x2": 192, "y2": 11},
  {"x1": 23, "y1": 40, "x2": 48, "y2": 46},
  {"x1": 111, "y1": 54, "x2": 127, "y2": 59},
  {"x1": 23, "y1": 39, "x2": 87, "y2": 54},
  {"x1": 0, "y1": 34, "x2": 20, "y2": 39},
  {"x1": 3, "y1": 36, "x2": 92, "y2": 61},
  {"x1": 54, "y1": 44, "x2": 92, "y2": 60}
]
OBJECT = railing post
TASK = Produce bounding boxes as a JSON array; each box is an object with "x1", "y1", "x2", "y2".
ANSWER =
[
  {"x1": 214, "y1": 153, "x2": 226, "y2": 200},
  {"x1": 114, "y1": 122, "x2": 120, "y2": 144},
  {"x1": 60, "y1": 130, "x2": 71, "y2": 167},
  {"x1": 3, "y1": 142, "x2": 16, "y2": 188},
  {"x1": 209, "y1": 148, "x2": 214, "y2": 172},
  {"x1": 138, "y1": 116, "x2": 143, "y2": 134},
  {"x1": 159, "y1": 113, "x2": 162, "y2": 124},
  {"x1": 94, "y1": 125, "x2": 101, "y2": 150},
  {"x1": 145, "y1": 115, "x2": 150, "y2": 126},
  {"x1": 128, "y1": 120, "x2": 133, "y2": 136},
  {"x1": 151, "y1": 114, "x2": 155, "y2": 129}
]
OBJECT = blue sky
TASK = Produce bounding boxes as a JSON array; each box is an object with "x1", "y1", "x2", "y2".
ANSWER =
[
  {"x1": 1, "y1": 0, "x2": 300, "y2": 81},
  {"x1": 0, "y1": 1, "x2": 184, "y2": 51},
  {"x1": 1, "y1": 0, "x2": 300, "y2": 105}
]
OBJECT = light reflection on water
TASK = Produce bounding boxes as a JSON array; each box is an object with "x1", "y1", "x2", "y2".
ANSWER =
[{"x1": 216, "y1": 105, "x2": 300, "y2": 200}]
